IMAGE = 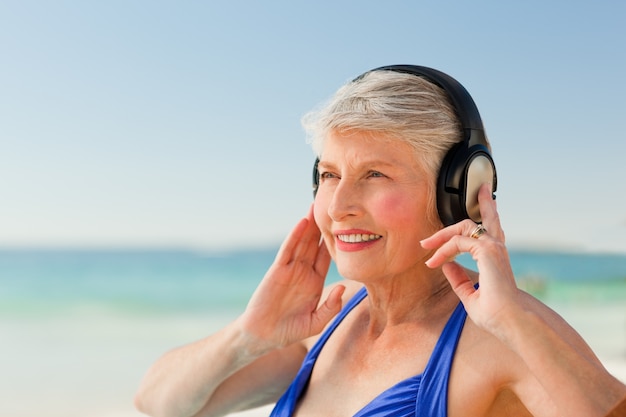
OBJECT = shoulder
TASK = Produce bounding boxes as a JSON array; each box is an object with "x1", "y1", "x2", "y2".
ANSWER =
[
  {"x1": 453, "y1": 317, "x2": 528, "y2": 387},
  {"x1": 450, "y1": 290, "x2": 600, "y2": 415},
  {"x1": 449, "y1": 318, "x2": 548, "y2": 416}
]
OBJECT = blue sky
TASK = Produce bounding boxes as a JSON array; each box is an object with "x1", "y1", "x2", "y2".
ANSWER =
[{"x1": 1, "y1": 1, "x2": 625, "y2": 253}]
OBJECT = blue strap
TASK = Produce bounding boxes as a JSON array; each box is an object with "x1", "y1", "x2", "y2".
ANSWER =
[{"x1": 415, "y1": 301, "x2": 467, "y2": 416}]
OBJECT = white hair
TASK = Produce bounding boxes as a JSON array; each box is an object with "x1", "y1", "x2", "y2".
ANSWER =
[{"x1": 302, "y1": 70, "x2": 467, "y2": 181}]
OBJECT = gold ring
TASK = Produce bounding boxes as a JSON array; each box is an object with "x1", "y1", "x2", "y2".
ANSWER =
[{"x1": 470, "y1": 224, "x2": 487, "y2": 239}]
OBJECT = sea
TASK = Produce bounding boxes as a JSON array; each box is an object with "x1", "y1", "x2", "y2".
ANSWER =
[{"x1": 1, "y1": 248, "x2": 625, "y2": 417}]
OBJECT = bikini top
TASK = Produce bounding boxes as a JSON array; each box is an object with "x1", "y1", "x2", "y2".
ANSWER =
[{"x1": 269, "y1": 286, "x2": 467, "y2": 417}]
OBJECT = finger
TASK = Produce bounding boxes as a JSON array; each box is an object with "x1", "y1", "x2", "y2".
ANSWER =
[
  {"x1": 275, "y1": 206, "x2": 322, "y2": 266},
  {"x1": 274, "y1": 216, "x2": 309, "y2": 265},
  {"x1": 478, "y1": 183, "x2": 505, "y2": 242},
  {"x1": 424, "y1": 234, "x2": 465, "y2": 268},
  {"x1": 313, "y1": 238, "x2": 332, "y2": 276},
  {"x1": 421, "y1": 219, "x2": 476, "y2": 250},
  {"x1": 292, "y1": 205, "x2": 323, "y2": 263},
  {"x1": 424, "y1": 223, "x2": 489, "y2": 269},
  {"x1": 310, "y1": 285, "x2": 345, "y2": 335},
  {"x1": 441, "y1": 262, "x2": 477, "y2": 303}
]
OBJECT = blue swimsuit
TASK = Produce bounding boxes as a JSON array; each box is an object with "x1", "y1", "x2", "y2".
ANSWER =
[{"x1": 269, "y1": 287, "x2": 467, "y2": 417}]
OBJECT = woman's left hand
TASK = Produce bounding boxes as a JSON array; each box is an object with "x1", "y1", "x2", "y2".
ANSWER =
[{"x1": 420, "y1": 183, "x2": 520, "y2": 334}]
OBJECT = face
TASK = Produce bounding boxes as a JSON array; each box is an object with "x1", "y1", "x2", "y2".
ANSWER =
[{"x1": 313, "y1": 131, "x2": 439, "y2": 283}]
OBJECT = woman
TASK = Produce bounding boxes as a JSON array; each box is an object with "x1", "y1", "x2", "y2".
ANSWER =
[{"x1": 135, "y1": 66, "x2": 625, "y2": 417}]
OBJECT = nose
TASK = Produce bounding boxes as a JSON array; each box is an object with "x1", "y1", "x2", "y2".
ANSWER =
[{"x1": 327, "y1": 178, "x2": 363, "y2": 222}]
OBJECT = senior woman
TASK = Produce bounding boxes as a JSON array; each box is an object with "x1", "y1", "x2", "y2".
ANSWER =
[{"x1": 135, "y1": 66, "x2": 625, "y2": 417}]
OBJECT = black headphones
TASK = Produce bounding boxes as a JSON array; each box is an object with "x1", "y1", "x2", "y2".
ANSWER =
[{"x1": 312, "y1": 64, "x2": 497, "y2": 226}]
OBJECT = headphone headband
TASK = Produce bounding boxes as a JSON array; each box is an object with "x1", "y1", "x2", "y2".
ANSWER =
[{"x1": 364, "y1": 65, "x2": 486, "y2": 146}]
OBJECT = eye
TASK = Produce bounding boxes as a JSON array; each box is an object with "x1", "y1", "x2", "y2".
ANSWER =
[
  {"x1": 367, "y1": 170, "x2": 386, "y2": 178},
  {"x1": 319, "y1": 171, "x2": 339, "y2": 180}
]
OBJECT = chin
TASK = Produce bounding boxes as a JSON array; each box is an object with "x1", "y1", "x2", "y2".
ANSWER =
[{"x1": 334, "y1": 259, "x2": 376, "y2": 283}]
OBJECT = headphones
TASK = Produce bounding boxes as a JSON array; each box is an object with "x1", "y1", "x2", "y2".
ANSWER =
[{"x1": 312, "y1": 64, "x2": 497, "y2": 226}]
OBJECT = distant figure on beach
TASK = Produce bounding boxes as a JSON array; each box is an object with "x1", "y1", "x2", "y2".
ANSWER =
[{"x1": 135, "y1": 65, "x2": 626, "y2": 417}]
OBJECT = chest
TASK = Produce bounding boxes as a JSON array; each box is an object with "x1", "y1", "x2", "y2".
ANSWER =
[
  {"x1": 293, "y1": 321, "x2": 531, "y2": 417},
  {"x1": 294, "y1": 316, "x2": 446, "y2": 416},
  {"x1": 293, "y1": 343, "x2": 424, "y2": 416}
]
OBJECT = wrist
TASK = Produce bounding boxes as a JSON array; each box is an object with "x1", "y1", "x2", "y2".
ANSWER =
[
  {"x1": 485, "y1": 298, "x2": 535, "y2": 349},
  {"x1": 487, "y1": 299, "x2": 562, "y2": 367},
  {"x1": 231, "y1": 315, "x2": 281, "y2": 360}
]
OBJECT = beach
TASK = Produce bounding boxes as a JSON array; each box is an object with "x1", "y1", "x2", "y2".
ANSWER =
[
  {"x1": 1, "y1": 304, "x2": 624, "y2": 417},
  {"x1": 1, "y1": 249, "x2": 625, "y2": 416}
]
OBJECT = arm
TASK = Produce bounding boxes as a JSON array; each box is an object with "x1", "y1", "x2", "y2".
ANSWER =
[
  {"x1": 134, "y1": 321, "x2": 305, "y2": 417},
  {"x1": 421, "y1": 184, "x2": 626, "y2": 417},
  {"x1": 606, "y1": 396, "x2": 626, "y2": 417},
  {"x1": 134, "y1": 206, "x2": 345, "y2": 417}
]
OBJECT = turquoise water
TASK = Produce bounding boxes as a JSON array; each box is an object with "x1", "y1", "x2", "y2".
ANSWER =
[
  {"x1": 0, "y1": 248, "x2": 277, "y2": 316},
  {"x1": 1, "y1": 248, "x2": 625, "y2": 316}
]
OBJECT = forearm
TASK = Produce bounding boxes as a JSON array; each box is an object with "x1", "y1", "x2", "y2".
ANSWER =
[
  {"x1": 495, "y1": 305, "x2": 626, "y2": 416},
  {"x1": 134, "y1": 318, "x2": 274, "y2": 417},
  {"x1": 133, "y1": 211, "x2": 340, "y2": 417}
]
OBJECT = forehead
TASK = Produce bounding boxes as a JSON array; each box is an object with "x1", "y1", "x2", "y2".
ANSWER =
[{"x1": 321, "y1": 131, "x2": 419, "y2": 166}]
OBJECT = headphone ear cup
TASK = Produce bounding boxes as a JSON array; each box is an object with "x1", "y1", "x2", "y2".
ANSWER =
[
  {"x1": 312, "y1": 158, "x2": 320, "y2": 198},
  {"x1": 464, "y1": 153, "x2": 496, "y2": 222},
  {"x1": 437, "y1": 143, "x2": 496, "y2": 226},
  {"x1": 437, "y1": 143, "x2": 464, "y2": 226}
]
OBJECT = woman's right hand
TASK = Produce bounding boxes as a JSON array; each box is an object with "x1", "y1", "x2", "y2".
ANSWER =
[
  {"x1": 134, "y1": 205, "x2": 343, "y2": 417},
  {"x1": 238, "y1": 204, "x2": 345, "y2": 351}
]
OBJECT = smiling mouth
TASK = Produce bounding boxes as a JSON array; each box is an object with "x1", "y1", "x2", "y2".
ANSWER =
[{"x1": 337, "y1": 233, "x2": 382, "y2": 243}]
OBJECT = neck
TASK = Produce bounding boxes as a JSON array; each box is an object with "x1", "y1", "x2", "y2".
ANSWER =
[{"x1": 362, "y1": 266, "x2": 458, "y2": 334}]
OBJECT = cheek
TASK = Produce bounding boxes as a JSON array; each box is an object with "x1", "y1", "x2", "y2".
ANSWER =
[
  {"x1": 313, "y1": 197, "x2": 333, "y2": 237},
  {"x1": 313, "y1": 198, "x2": 337, "y2": 254},
  {"x1": 374, "y1": 193, "x2": 420, "y2": 226},
  {"x1": 313, "y1": 197, "x2": 325, "y2": 228}
]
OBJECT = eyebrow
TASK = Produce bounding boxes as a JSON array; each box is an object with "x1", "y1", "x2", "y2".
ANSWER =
[{"x1": 317, "y1": 159, "x2": 398, "y2": 170}]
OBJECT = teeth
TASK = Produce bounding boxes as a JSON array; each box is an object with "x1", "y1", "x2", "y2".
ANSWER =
[{"x1": 337, "y1": 234, "x2": 381, "y2": 243}]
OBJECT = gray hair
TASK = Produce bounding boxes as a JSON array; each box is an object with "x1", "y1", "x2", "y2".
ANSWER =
[{"x1": 302, "y1": 70, "x2": 466, "y2": 182}]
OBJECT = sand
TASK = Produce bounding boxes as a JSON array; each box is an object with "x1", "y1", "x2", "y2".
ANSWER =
[{"x1": 1, "y1": 306, "x2": 624, "y2": 417}]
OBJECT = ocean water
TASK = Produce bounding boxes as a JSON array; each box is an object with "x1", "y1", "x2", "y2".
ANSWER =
[
  {"x1": 2, "y1": 248, "x2": 625, "y2": 316},
  {"x1": 0, "y1": 248, "x2": 281, "y2": 317},
  {"x1": 1, "y1": 248, "x2": 625, "y2": 417}
]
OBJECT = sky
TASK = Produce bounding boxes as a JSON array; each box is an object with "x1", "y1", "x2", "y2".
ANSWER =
[{"x1": 1, "y1": 1, "x2": 625, "y2": 253}]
